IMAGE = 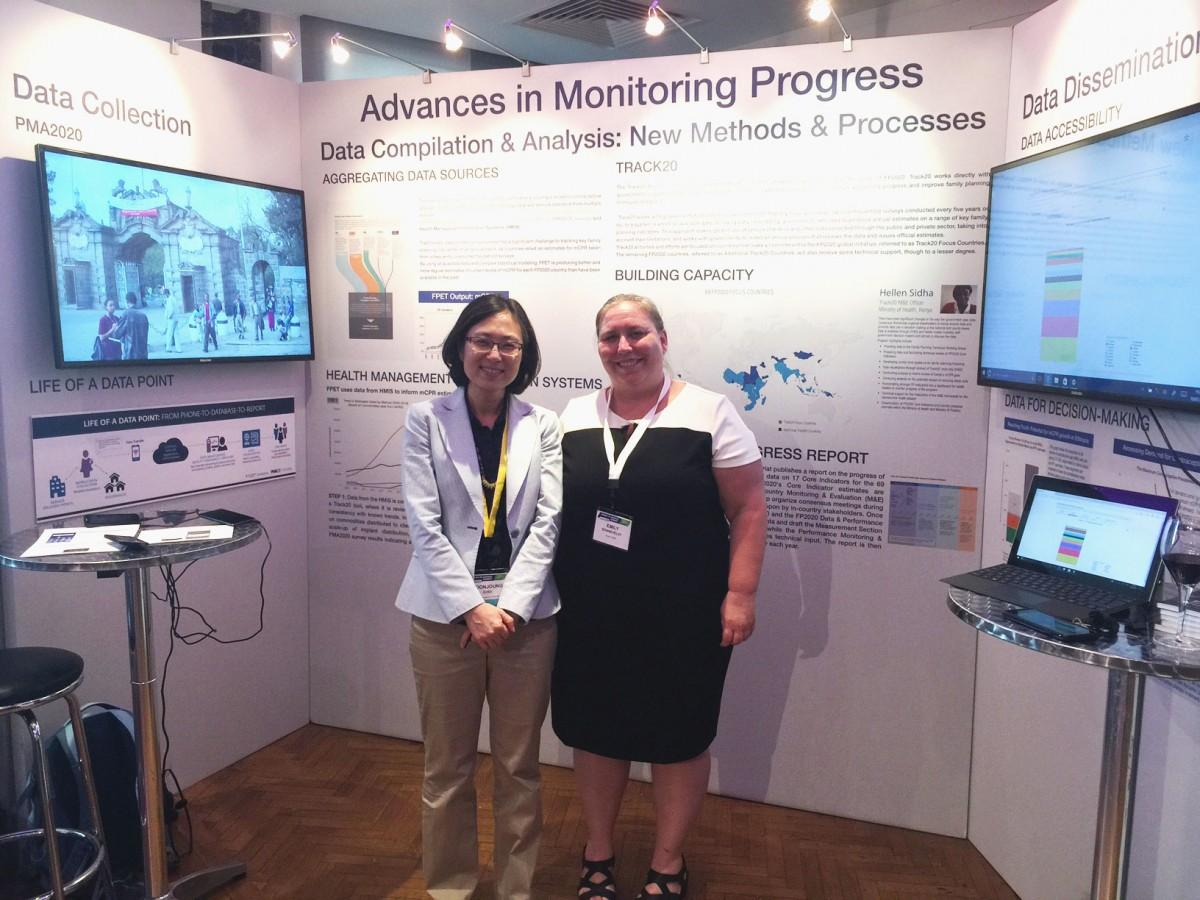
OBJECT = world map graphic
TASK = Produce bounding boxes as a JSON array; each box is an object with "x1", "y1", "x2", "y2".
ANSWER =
[{"x1": 723, "y1": 351, "x2": 833, "y2": 411}]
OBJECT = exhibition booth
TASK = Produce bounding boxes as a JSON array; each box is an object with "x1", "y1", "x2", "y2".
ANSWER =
[{"x1": 1, "y1": 0, "x2": 1198, "y2": 897}]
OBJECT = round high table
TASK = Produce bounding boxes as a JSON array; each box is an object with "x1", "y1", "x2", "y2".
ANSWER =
[
  {"x1": 0, "y1": 518, "x2": 262, "y2": 900},
  {"x1": 947, "y1": 588, "x2": 1200, "y2": 900}
]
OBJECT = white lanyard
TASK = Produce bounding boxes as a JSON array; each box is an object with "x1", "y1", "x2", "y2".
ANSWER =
[{"x1": 599, "y1": 376, "x2": 672, "y2": 486}]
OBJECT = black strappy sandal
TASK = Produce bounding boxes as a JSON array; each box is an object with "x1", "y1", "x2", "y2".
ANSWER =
[
  {"x1": 634, "y1": 857, "x2": 688, "y2": 898},
  {"x1": 578, "y1": 854, "x2": 618, "y2": 899}
]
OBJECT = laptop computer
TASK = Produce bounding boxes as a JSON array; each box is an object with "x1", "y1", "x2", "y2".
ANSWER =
[{"x1": 943, "y1": 476, "x2": 1177, "y2": 621}]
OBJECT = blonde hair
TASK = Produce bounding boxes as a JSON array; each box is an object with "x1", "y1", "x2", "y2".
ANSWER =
[{"x1": 594, "y1": 294, "x2": 665, "y2": 335}]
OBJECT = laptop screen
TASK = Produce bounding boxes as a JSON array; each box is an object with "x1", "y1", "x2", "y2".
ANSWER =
[{"x1": 1014, "y1": 486, "x2": 1171, "y2": 588}]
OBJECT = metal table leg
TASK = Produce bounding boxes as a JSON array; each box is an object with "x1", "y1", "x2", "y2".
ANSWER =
[
  {"x1": 125, "y1": 567, "x2": 170, "y2": 898},
  {"x1": 123, "y1": 567, "x2": 246, "y2": 899},
  {"x1": 1090, "y1": 668, "x2": 1144, "y2": 900}
]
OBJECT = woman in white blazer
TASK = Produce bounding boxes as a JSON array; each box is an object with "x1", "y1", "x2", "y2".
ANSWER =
[{"x1": 396, "y1": 294, "x2": 561, "y2": 900}]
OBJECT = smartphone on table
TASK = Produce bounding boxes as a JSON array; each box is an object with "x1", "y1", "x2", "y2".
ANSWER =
[{"x1": 1005, "y1": 608, "x2": 1097, "y2": 643}]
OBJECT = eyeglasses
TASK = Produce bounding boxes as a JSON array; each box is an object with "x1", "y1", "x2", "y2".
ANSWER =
[{"x1": 465, "y1": 335, "x2": 523, "y2": 357}]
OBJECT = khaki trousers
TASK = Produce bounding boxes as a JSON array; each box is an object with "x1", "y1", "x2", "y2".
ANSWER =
[{"x1": 410, "y1": 614, "x2": 556, "y2": 900}]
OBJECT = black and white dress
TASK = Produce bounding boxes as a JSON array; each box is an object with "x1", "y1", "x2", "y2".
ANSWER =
[{"x1": 551, "y1": 382, "x2": 761, "y2": 763}]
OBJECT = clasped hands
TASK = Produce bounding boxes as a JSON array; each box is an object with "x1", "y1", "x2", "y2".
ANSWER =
[
  {"x1": 460, "y1": 602, "x2": 516, "y2": 649},
  {"x1": 461, "y1": 593, "x2": 754, "y2": 648}
]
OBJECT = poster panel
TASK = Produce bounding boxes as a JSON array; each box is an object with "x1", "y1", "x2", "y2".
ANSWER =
[
  {"x1": 0, "y1": 0, "x2": 310, "y2": 794},
  {"x1": 1006, "y1": 0, "x2": 1200, "y2": 158},
  {"x1": 302, "y1": 29, "x2": 1012, "y2": 833},
  {"x1": 974, "y1": 2, "x2": 1200, "y2": 896}
]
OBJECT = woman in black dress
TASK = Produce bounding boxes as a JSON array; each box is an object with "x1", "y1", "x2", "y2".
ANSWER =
[{"x1": 553, "y1": 295, "x2": 766, "y2": 899}]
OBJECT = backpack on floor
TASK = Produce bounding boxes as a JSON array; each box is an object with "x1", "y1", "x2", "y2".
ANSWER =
[{"x1": 21, "y1": 702, "x2": 179, "y2": 880}]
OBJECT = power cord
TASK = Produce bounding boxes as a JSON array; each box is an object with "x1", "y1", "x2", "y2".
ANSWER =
[{"x1": 150, "y1": 519, "x2": 273, "y2": 861}]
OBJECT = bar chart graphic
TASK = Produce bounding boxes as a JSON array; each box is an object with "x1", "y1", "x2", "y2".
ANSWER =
[
  {"x1": 1041, "y1": 248, "x2": 1083, "y2": 363},
  {"x1": 1006, "y1": 496, "x2": 1022, "y2": 543},
  {"x1": 1005, "y1": 465, "x2": 1040, "y2": 543},
  {"x1": 1056, "y1": 525, "x2": 1086, "y2": 565}
]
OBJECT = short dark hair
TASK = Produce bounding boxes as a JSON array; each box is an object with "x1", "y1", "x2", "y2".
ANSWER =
[
  {"x1": 441, "y1": 294, "x2": 541, "y2": 394},
  {"x1": 125, "y1": 291, "x2": 138, "y2": 306}
]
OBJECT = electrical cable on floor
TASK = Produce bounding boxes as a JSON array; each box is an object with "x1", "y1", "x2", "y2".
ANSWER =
[{"x1": 150, "y1": 520, "x2": 273, "y2": 862}]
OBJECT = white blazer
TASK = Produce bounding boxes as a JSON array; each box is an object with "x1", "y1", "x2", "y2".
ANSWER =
[{"x1": 395, "y1": 388, "x2": 562, "y2": 623}]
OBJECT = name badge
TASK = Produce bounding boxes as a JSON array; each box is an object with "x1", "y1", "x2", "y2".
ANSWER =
[
  {"x1": 593, "y1": 508, "x2": 633, "y2": 551},
  {"x1": 474, "y1": 569, "x2": 507, "y2": 605}
]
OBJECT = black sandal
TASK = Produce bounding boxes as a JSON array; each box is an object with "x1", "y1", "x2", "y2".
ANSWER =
[
  {"x1": 635, "y1": 857, "x2": 688, "y2": 898},
  {"x1": 578, "y1": 854, "x2": 618, "y2": 899}
]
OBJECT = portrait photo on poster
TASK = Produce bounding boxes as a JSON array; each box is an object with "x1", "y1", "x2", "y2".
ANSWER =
[{"x1": 940, "y1": 283, "x2": 978, "y2": 314}]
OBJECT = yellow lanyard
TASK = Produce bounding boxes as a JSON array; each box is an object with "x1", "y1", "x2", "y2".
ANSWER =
[{"x1": 482, "y1": 416, "x2": 509, "y2": 539}]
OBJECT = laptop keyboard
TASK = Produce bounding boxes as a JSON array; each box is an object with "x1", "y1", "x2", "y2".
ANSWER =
[{"x1": 972, "y1": 564, "x2": 1132, "y2": 612}]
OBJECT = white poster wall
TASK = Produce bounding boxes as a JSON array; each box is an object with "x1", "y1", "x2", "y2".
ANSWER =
[
  {"x1": 976, "y1": 0, "x2": 1200, "y2": 897},
  {"x1": 302, "y1": 30, "x2": 1011, "y2": 834},
  {"x1": 0, "y1": 0, "x2": 309, "y2": 788}
]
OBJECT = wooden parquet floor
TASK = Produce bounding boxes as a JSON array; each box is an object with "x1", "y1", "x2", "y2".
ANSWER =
[{"x1": 175, "y1": 724, "x2": 1018, "y2": 900}]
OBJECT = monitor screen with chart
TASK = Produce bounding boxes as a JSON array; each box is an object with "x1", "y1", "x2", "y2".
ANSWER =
[{"x1": 978, "y1": 101, "x2": 1200, "y2": 411}]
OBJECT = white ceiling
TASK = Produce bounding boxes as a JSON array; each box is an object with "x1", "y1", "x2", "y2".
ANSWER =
[{"x1": 247, "y1": 0, "x2": 1057, "y2": 66}]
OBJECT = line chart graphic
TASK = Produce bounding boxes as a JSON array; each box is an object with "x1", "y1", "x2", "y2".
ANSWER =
[
  {"x1": 342, "y1": 425, "x2": 404, "y2": 490},
  {"x1": 326, "y1": 397, "x2": 407, "y2": 492}
]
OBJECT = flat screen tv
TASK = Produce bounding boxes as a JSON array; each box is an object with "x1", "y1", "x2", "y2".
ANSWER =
[
  {"x1": 36, "y1": 145, "x2": 315, "y2": 367},
  {"x1": 978, "y1": 101, "x2": 1200, "y2": 411}
]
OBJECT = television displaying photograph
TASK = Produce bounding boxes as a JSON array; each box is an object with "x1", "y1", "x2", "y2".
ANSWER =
[
  {"x1": 36, "y1": 145, "x2": 315, "y2": 367},
  {"x1": 977, "y1": 101, "x2": 1200, "y2": 411}
]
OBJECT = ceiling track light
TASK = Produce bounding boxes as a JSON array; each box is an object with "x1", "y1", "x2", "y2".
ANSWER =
[
  {"x1": 330, "y1": 34, "x2": 350, "y2": 65},
  {"x1": 443, "y1": 20, "x2": 463, "y2": 52},
  {"x1": 645, "y1": 6, "x2": 665, "y2": 37},
  {"x1": 644, "y1": 2, "x2": 709, "y2": 64},
  {"x1": 808, "y1": 1, "x2": 852, "y2": 52},
  {"x1": 170, "y1": 30, "x2": 297, "y2": 58},
  {"x1": 443, "y1": 19, "x2": 532, "y2": 77},
  {"x1": 331, "y1": 32, "x2": 434, "y2": 83}
]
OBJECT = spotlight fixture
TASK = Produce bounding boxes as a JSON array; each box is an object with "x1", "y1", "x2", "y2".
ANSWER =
[
  {"x1": 442, "y1": 19, "x2": 531, "y2": 77},
  {"x1": 170, "y1": 30, "x2": 298, "y2": 57},
  {"x1": 272, "y1": 32, "x2": 298, "y2": 59},
  {"x1": 443, "y1": 20, "x2": 464, "y2": 53},
  {"x1": 330, "y1": 32, "x2": 435, "y2": 83},
  {"x1": 643, "y1": 2, "x2": 709, "y2": 64},
  {"x1": 645, "y1": 5, "x2": 665, "y2": 37},
  {"x1": 330, "y1": 34, "x2": 350, "y2": 65},
  {"x1": 808, "y1": 1, "x2": 852, "y2": 52}
]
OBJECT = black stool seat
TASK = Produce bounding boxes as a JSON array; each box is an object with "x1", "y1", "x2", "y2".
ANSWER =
[
  {"x1": 0, "y1": 647, "x2": 84, "y2": 707},
  {"x1": 0, "y1": 645, "x2": 110, "y2": 898}
]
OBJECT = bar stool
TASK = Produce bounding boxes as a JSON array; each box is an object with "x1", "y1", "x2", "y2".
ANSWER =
[{"x1": 0, "y1": 647, "x2": 109, "y2": 899}]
